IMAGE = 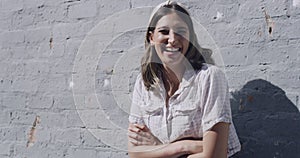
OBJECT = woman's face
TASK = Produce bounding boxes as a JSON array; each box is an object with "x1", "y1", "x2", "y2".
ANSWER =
[{"x1": 149, "y1": 13, "x2": 190, "y2": 67}]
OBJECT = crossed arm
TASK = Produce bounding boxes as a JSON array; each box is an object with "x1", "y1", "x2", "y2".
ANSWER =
[{"x1": 127, "y1": 122, "x2": 229, "y2": 158}]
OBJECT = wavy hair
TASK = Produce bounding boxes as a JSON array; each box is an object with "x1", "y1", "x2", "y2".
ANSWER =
[{"x1": 141, "y1": 2, "x2": 213, "y2": 90}]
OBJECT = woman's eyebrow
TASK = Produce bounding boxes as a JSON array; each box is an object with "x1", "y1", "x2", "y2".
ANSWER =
[
  {"x1": 156, "y1": 26, "x2": 169, "y2": 30},
  {"x1": 175, "y1": 26, "x2": 188, "y2": 30},
  {"x1": 156, "y1": 26, "x2": 188, "y2": 30}
]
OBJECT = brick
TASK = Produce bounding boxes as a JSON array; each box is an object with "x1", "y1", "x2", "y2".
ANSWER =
[
  {"x1": 0, "y1": 48, "x2": 11, "y2": 62},
  {"x1": 0, "y1": 127, "x2": 17, "y2": 142},
  {"x1": 0, "y1": 76, "x2": 13, "y2": 93},
  {"x1": 1, "y1": 0, "x2": 300, "y2": 157},
  {"x1": 24, "y1": 27, "x2": 52, "y2": 45},
  {"x1": 65, "y1": 39, "x2": 83, "y2": 57},
  {"x1": 0, "y1": 62, "x2": 14, "y2": 77},
  {"x1": 0, "y1": 11, "x2": 13, "y2": 31},
  {"x1": 110, "y1": 152, "x2": 129, "y2": 158},
  {"x1": 23, "y1": 61, "x2": 51, "y2": 76},
  {"x1": 237, "y1": 1, "x2": 267, "y2": 20},
  {"x1": 11, "y1": 76, "x2": 40, "y2": 92},
  {"x1": 281, "y1": 18, "x2": 300, "y2": 39},
  {"x1": 13, "y1": 143, "x2": 66, "y2": 158},
  {"x1": 52, "y1": 93, "x2": 76, "y2": 110},
  {"x1": 52, "y1": 21, "x2": 94, "y2": 42},
  {"x1": 11, "y1": 8, "x2": 35, "y2": 30},
  {"x1": 1, "y1": 60, "x2": 50, "y2": 77},
  {"x1": 71, "y1": 74, "x2": 95, "y2": 94},
  {"x1": 290, "y1": 0, "x2": 300, "y2": 15},
  {"x1": 285, "y1": 92, "x2": 300, "y2": 111},
  {"x1": 0, "y1": 126, "x2": 28, "y2": 142},
  {"x1": 206, "y1": 3, "x2": 240, "y2": 24},
  {"x1": 52, "y1": 128, "x2": 82, "y2": 146},
  {"x1": 89, "y1": 128, "x2": 128, "y2": 151},
  {"x1": 268, "y1": 69, "x2": 300, "y2": 89},
  {"x1": 49, "y1": 56, "x2": 75, "y2": 74},
  {"x1": 263, "y1": 0, "x2": 290, "y2": 17},
  {"x1": 209, "y1": 18, "x2": 267, "y2": 47},
  {"x1": 96, "y1": 0, "x2": 130, "y2": 21},
  {"x1": 2, "y1": 93, "x2": 27, "y2": 109},
  {"x1": 130, "y1": 0, "x2": 164, "y2": 8},
  {"x1": 49, "y1": 42, "x2": 65, "y2": 58},
  {"x1": 1, "y1": 0, "x2": 23, "y2": 12},
  {"x1": 33, "y1": 5, "x2": 68, "y2": 26},
  {"x1": 81, "y1": 129, "x2": 108, "y2": 148},
  {"x1": 27, "y1": 93, "x2": 53, "y2": 109},
  {"x1": 38, "y1": 111, "x2": 67, "y2": 129},
  {"x1": 10, "y1": 45, "x2": 33, "y2": 60},
  {"x1": 9, "y1": 62, "x2": 26, "y2": 76},
  {"x1": 34, "y1": 126, "x2": 51, "y2": 143},
  {"x1": 64, "y1": 110, "x2": 85, "y2": 128},
  {"x1": 29, "y1": 42, "x2": 53, "y2": 59},
  {"x1": 9, "y1": 110, "x2": 36, "y2": 125},
  {"x1": 37, "y1": 74, "x2": 68, "y2": 93},
  {"x1": 23, "y1": 0, "x2": 45, "y2": 9},
  {"x1": 76, "y1": 109, "x2": 115, "y2": 129},
  {"x1": 0, "y1": 30, "x2": 25, "y2": 46},
  {"x1": 68, "y1": 1, "x2": 97, "y2": 19},
  {"x1": 225, "y1": 67, "x2": 248, "y2": 90},
  {"x1": 0, "y1": 109, "x2": 10, "y2": 126},
  {"x1": 221, "y1": 45, "x2": 250, "y2": 66},
  {"x1": 95, "y1": 51, "x2": 124, "y2": 83},
  {"x1": 0, "y1": 142, "x2": 12, "y2": 156},
  {"x1": 66, "y1": 148, "x2": 97, "y2": 158}
]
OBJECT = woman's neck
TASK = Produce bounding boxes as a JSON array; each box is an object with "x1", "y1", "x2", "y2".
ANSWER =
[
  {"x1": 162, "y1": 64, "x2": 186, "y2": 99},
  {"x1": 162, "y1": 64, "x2": 186, "y2": 83}
]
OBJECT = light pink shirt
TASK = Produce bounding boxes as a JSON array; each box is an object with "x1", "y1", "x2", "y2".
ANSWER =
[{"x1": 129, "y1": 64, "x2": 241, "y2": 157}]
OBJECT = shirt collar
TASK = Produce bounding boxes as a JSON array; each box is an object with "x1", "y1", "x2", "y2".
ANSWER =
[
  {"x1": 178, "y1": 68, "x2": 196, "y2": 90},
  {"x1": 154, "y1": 68, "x2": 196, "y2": 96}
]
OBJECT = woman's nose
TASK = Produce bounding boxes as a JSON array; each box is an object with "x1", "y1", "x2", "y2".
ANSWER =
[{"x1": 167, "y1": 30, "x2": 176, "y2": 45}]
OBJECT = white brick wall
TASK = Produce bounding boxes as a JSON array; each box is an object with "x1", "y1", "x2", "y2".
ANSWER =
[{"x1": 0, "y1": 0, "x2": 299, "y2": 157}]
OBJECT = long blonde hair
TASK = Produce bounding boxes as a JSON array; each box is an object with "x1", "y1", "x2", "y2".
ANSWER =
[{"x1": 141, "y1": 2, "x2": 213, "y2": 90}]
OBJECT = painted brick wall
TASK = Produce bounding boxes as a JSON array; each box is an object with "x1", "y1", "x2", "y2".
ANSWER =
[{"x1": 0, "y1": 0, "x2": 299, "y2": 157}]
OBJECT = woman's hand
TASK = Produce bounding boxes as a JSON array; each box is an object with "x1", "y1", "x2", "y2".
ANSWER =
[{"x1": 128, "y1": 123, "x2": 162, "y2": 146}]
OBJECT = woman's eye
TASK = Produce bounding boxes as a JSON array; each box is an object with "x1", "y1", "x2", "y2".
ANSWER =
[
  {"x1": 176, "y1": 30, "x2": 187, "y2": 36},
  {"x1": 159, "y1": 30, "x2": 169, "y2": 35}
]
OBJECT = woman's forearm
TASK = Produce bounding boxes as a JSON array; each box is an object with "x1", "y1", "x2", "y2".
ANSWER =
[
  {"x1": 128, "y1": 141, "x2": 186, "y2": 158},
  {"x1": 129, "y1": 122, "x2": 229, "y2": 158},
  {"x1": 128, "y1": 140, "x2": 203, "y2": 158},
  {"x1": 187, "y1": 152, "x2": 206, "y2": 158}
]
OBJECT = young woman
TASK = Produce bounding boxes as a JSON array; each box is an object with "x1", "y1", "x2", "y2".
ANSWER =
[{"x1": 127, "y1": 1, "x2": 241, "y2": 158}]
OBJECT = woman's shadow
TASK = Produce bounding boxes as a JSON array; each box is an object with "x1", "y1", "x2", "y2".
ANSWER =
[{"x1": 230, "y1": 79, "x2": 300, "y2": 158}]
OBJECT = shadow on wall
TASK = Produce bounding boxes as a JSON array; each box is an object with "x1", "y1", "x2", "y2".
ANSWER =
[{"x1": 230, "y1": 79, "x2": 300, "y2": 158}]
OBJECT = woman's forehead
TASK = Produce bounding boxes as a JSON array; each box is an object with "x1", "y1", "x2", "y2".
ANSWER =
[{"x1": 155, "y1": 13, "x2": 189, "y2": 29}]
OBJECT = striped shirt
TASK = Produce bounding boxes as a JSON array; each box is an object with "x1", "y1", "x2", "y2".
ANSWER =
[{"x1": 129, "y1": 64, "x2": 241, "y2": 157}]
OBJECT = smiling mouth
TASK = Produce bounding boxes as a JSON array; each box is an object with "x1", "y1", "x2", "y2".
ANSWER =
[{"x1": 164, "y1": 47, "x2": 182, "y2": 53}]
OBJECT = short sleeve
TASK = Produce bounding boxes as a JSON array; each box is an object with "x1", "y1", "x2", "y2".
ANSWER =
[
  {"x1": 128, "y1": 74, "x2": 145, "y2": 125},
  {"x1": 200, "y1": 66, "x2": 232, "y2": 132}
]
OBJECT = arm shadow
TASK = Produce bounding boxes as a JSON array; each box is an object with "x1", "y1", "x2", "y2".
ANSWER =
[{"x1": 230, "y1": 79, "x2": 300, "y2": 158}]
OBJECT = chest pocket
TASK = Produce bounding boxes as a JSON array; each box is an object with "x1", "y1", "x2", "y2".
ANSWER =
[
  {"x1": 172, "y1": 100, "x2": 199, "y2": 127},
  {"x1": 173, "y1": 101, "x2": 198, "y2": 115},
  {"x1": 141, "y1": 101, "x2": 164, "y2": 132}
]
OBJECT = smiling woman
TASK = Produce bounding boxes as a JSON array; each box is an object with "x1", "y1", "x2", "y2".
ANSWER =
[
  {"x1": 149, "y1": 13, "x2": 190, "y2": 67},
  {"x1": 127, "y1": 1, "x2": 241, "y2": 158}
]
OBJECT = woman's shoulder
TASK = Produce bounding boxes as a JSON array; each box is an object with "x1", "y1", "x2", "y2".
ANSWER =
[
  {"x1": 134, "y1": 73, "x2": 144, "y2": 87},
  {"x1": 195, "y1": 63, "x2": 226, "y2": 78}
]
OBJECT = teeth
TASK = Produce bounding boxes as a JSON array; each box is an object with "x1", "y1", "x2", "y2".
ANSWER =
[{"x1": 165, "y1": 47, "x2": 180, "y2": 52}]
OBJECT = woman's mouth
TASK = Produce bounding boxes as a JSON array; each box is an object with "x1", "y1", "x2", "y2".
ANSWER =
[
  {"x1": 165, "y1": 47, "x2": 181, "y2": 52},
  {"x1": 163, "y1": 47, "x2": 182, "y2": 55}
]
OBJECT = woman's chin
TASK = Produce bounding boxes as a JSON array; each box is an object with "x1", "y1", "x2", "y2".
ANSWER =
[{"x1": 162, "y1": 58, "x2": 184, "y2": 67}]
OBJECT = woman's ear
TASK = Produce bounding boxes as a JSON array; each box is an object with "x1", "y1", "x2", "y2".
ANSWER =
[{"x1": 148, "y1": 31, "x2": 154, "y2": 45}]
